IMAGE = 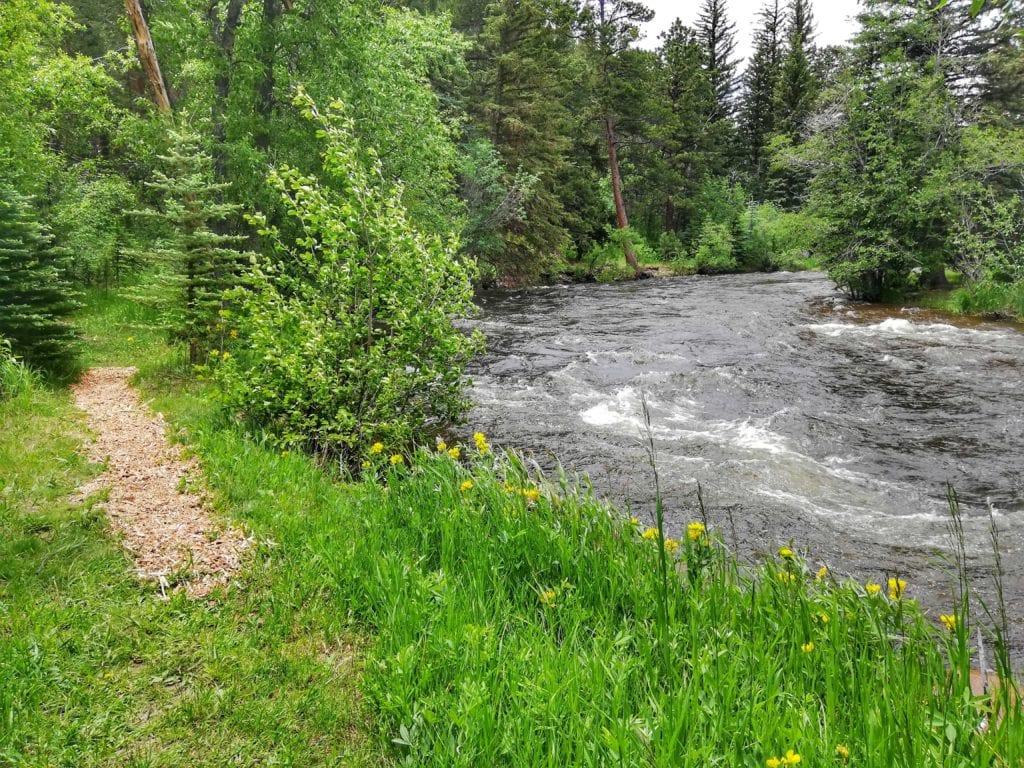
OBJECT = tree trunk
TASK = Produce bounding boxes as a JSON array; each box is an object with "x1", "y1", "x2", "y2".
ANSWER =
[
  {"x1": 124, "y1": 0, "x2": 172, "y2": 114},
  {"x1": 604, "y1": 116, "x2": 640, "y2": 273},
  {"x1": 208, "y1": 0, "x2": 245, "y2": 178},
  {"x1": 255, "y1": 0, "x2": 282, "y2": 151}
]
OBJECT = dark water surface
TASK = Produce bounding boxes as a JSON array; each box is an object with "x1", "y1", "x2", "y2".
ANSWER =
[{"x1": 467, "y1": 271, "x2": 1024, "y2": 653}]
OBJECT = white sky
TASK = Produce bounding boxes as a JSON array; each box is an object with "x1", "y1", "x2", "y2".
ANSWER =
[{"x1": 639, "y1": 0, "x2": 863, "y2": 64}]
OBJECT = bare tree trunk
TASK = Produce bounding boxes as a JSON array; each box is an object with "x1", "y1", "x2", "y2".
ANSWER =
[
  {"x1": 124, "y1": 0, "x2": 171, "y2": 114},
  {"x1": 208, "y1": 0, "x2": 245, "y2": 177},
  {"x1": 604, "y1": 116, "x2": 640, "y2": 274},
  {"x1": 255, "y1": 0, "x2": 282, "y2": 151}
]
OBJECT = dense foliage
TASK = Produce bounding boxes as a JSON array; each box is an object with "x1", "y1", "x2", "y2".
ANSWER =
[{"x1": 215, "y1": 94, "x2": 483, "y2": 461}]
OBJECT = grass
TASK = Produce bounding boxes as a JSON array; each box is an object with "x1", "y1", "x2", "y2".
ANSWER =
[
  {"x1": 947, "y1": 281, "x2": 1024, "y2": 321},
  {"x1": 1, "y1": 290, "x2": 1021, "y2": 766}
]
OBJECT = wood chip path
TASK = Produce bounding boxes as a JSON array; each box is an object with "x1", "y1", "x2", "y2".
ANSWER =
[{"x1": 72, "y1": 367, "x2": 248, "y2": 596}]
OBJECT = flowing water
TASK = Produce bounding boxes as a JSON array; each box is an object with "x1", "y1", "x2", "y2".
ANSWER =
[{"x1": 468, "y1": 271, "x2": 1024, "y2": 654}]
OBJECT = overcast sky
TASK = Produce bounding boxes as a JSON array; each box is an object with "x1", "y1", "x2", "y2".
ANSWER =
[{"x1": 638, "y1": 0, "x2": 863, "y2": 63}]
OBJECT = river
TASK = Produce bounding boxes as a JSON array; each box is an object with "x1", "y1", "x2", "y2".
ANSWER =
[{"x1": 467, "y1": 271, "x2": 1024, "y2": 654}]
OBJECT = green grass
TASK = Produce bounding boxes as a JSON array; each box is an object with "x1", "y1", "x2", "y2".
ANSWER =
[
  {"x1": 1, "y1": 291, "x2": 1021, "y2": 766},
  {"x1": 948, "y1": 281, "x2": 1024, "y2": 321}
]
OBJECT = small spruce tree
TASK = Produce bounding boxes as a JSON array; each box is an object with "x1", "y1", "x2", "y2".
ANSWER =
[
  {"x1": 134, "y1": 123, "x2": 249, "y2": 364},
  {"x1": 0, "y1": 185, "x2": 80, "y2": 377}
]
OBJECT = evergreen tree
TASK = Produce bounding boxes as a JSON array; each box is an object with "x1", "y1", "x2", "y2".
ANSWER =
[
  {"x1": 134, "y1": 124, "x2": 249, "y2": 364},
  {"x1": 739, "y1": 0, "x2": 784, "y2": 194},
  {"x1": 467, "y1": 0, "x2": 573, "y2": 278},
  {"x1": 0, "y1": 185, "x2": 80, "y2": 376},
  {"x1": 777, "y1": 0, "x2": 817, "y2": 139},
  {"x1": 696, "y1": 0, "x2": 739, "y2": 121}
]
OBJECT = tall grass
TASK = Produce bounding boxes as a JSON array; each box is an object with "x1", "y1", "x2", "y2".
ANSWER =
[{"x1": 949, "y1": 281, "x2": 1024, "y2": 321}]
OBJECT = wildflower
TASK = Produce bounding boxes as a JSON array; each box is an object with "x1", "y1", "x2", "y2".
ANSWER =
[
  {"x1": 627, "y1": 516, "x2": 640, "y2": 528},
  {"x1": 229, "y1": 329, "x2": 238, "y2": 339},
  {"x1": 448, "y1": 446, "x2": 461, "y2": 460},
  {"x1": 865, "y1": 582, "x2": 881, "y2": 596},
  {"x1": 777, "y1": 571, "x2": 796, "y2": 584},
  {"x1": 835, "y1": 744, "x2": 850, "y2": 760},
  {"x1": 210, "y1": 349, "x2": 220, "y2": 357},
  {"x1": 664, "y1": 538, "x2": 679, "y2": 555},
  {"x1": 436, "y1": 441, "x2": 447, "y2": 452},
  {"x1": 503, "y1": 482, "x2": 517, "y2": 494},
  {"x1": 815, "y1": 566, "x2": 828, "y2": 581},
  {"x1": 783, "y1": 750, "x2": 801, "y2": 765},
  {"x1": 473, "y1": 431, "x2": 490, "y2": 455},
  {"x1": 940, "y1": 613, "x2": 957, "y2": 631},
  {"x1": 888, "y1": 577, "x2": 907, "y2": 600},
  {"x1": 361, "y1": 460, "x2": 371, "y2": 470},
  {"x1": 687, "y1": 521, "x2": 706, "y2": 541},
  {"x1": 221, "y1": 351, "x2": 231, "y2": 360},
  {"x1": 370, "y1": 442, "x2": 384, "y2": 454},
  {"x1": 460, "y1": 480, "x2": 474, "y2": 493},
  {"x1": 523, "y1": 488, "x2": 540, "y2": 503},
  {"x1": 389, "y1": 454, "x2": 403, "y2": 465},
  {"x1": 280, "y1": 450, "x2": 290, "y2": 457},
  {"x1": 778, "y1": 546, "x2": 794, "y2": 560},
  {"x1": 766, "y1": 759, "x2": 782, "y2": 768},
  {"x1": 801, "y1": 641, "x2": 815, "y2": 653},
  {"x1": 642, "y1": 527, "x2": 659, "y2": 542},
  {"x1": 539, "y1": 589, "x2": 556, "y2": 606},
  {"x1": 818, "y1": 613, "x2": 829, "y2": 624}
]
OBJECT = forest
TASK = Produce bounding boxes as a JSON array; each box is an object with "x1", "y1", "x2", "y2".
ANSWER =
[{"x1": 2, "y1": 0, "x2": 1024, "y2": 765}]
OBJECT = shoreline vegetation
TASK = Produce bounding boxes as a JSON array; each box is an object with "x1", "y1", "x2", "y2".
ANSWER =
[{"x1": 1, "y1": 293, "x2": 1021, "y2": 766}]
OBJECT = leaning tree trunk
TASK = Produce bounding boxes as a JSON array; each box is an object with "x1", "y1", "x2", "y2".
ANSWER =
[
  {"x1": 124, "y1": 0, "x2": 172, "y2": 114},
  {"x1": 604, "y1": 116, "x2": 640, "y2": 274}
]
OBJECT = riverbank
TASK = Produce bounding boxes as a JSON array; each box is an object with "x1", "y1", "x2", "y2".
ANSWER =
[{"x1": 1, "y1": 291, "x2": 1021, "y2": 765}]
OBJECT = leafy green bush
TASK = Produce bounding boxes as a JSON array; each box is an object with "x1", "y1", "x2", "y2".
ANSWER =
[
  {"x1": 739, "y1": 202, "x2": 822, "y2": 270},
  {"x1": 215, "y1": 92, "x2": 483, "y2": 463},
  {"x1": 694, "y1": 220, "x2": 737, "y2": 274}
]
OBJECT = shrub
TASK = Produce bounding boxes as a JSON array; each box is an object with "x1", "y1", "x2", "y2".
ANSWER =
[
  {"x1": 738, "y1": 202, "x2": 823, "y2": 271},
  {"x1": 215, "y1": 92, "x2": 483, "y2": 464},
  {"x1": 0, "y1": 336, "x2": 36, "y2": 401},
  {"x1": 694, "y1": 221, "x2": 737, "y2": 274}
]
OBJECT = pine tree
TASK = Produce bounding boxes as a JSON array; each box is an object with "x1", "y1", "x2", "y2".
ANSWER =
[
  {"x1": 739, "y1": 0, "x2": 784, "y2": 194},
  {"x1": 134, "y1": 124, "x2": 249, "y2": 364},
  {"x1": 0, "y1": 185, "x2": 80, "y2": 377},
  {"x1": 777, "y1": 0, "x2": 817, "y2": 140},
  {"x1": 696, "y1": 0, "x2": 739, "y2": 121},
  {"x1": 468, "y1": 0, "x2": 573, "y2": 277}
]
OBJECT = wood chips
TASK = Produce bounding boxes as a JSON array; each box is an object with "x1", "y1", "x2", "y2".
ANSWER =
[{"x1": 72, "y1": 367, "x2": 248, "y2": 596}]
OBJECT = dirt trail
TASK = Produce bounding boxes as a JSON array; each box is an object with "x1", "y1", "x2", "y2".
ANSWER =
[{"x1": 72, "y1": 367, "x2": 248, "y2": 596}]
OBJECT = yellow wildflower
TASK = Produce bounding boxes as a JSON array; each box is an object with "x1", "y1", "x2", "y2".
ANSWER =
[
  {"x1": 473, "y1": 431, "x2": 490, "y2": 454},
  {"x1": 835, "y1": 744, "x2": 850, "y2": 760},
  {"x1": 664, "y1": 538, "x2": 679, "y2": 555},
  {"x1": 460, "y1": 480, "x2": 474, "y2": 493},
  {"x1": 389, "y1": 454, "x2": 403, "y2": 465},
  {"x1": 801, "y1": 641, "x2": 814, "y2": 653},
  {"x1": 777, "y1": 571, "x2": 796, "y2": 584},
  {"x1": 815, "y1": 566, "x2": 828, "y2": 581},
  {"x1": 448, "y1": 446, "x2": 461, "y2": 460},
  {"x1": 523, "y1": 488, "x2": 540, "y2": 503},
  {"x1": 783, "y1": 750, "x2": 801, "y2": 765},
  {"x1": 436, "y1": 441, "x2": 447, "y2": 452},
  {"x1": 229, "y1": 329, "x2": 238, "y2": 339},
  {"x1": 221, "y1": 351, "x2": 231, "y2": 360},
  {"x1": 539, "y1": 589, "x2": 556, "y2": 606},
  {"x1": 280, "y1": 450, "x2": 290, "y2": 457},
  {"x1": 766, "y1": 758, "x2": 782, "y2": 768},
  {"x1": 642, "y1": 527, "x2": 659, "y2": 542},
  {"x1": 687, "y1": 521, "x2": 706, "y2": 541},
  {"x1": 888, "y1": 578, "x2": 907, "y2": 600},
  {"x1": 210, "y1": 349, "x2": 220, "y2": 357},
  {"x1": 940, "y1": 614, "x2": 957, "y2": 631},
  {"x1": 370, "y1": 442, "x2": 384, "y2": 454},
  {"x1": 818, "y1": 613, "x2": 829, "y2": 624},
  {"x1": 865, "y1": 582, "x2": 881, "y2": 596},
  {"x1": 361, "y1": 460, "x2": 371, "y2": 470},
  {"x1": 627, "y1": 516, "x2": 640, "y2": 528},
  {"x1": 778, "y1": 546, "x2": 794, "y2": 559},
  {"x1": 503, "y1": 482, "x2": 517, "y2": 494}
]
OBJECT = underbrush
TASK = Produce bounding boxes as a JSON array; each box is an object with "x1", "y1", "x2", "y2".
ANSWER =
[{"x1": 949, "y1": 281, "x2": 1024, "y2": 321}]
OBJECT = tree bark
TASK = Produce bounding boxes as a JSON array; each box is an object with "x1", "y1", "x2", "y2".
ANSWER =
[
  {"x1": 124, "y1": 0, "x2": 172, "y2": 114},
  {"x1": 604, "y1": 116, "x2": 640, "y2": 273},
  {"x1": 208, "y1": 0, "x2": 245, "y2": 177},
  {"x1": 255, "y1": 0, "x2": 282, "y2": 151}
]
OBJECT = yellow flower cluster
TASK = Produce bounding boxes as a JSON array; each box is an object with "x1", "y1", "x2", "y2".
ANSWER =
[
  {"x1": 940, "y1": 613, "x2": 957, "y2": 631},
  {"x1": 448, "y1": 446, "x2": 461, "y2": 460},
  {"x1": 664, "y1": 538, "x2": 679, "y2": 555},
  {"x1": 460, "y1": 480, "x2": 474, "y2": 493},
  {"x1": 641, "y1": 527, "x2": 659, "y2": 542},
  {"x1": 800, "y1": 641, "x2": 815, "y2": 653},
  {"x1": 473, "y1": 432, "x2": 490, "y2": 455},
  {"x1": 627, "y1": 517, "x2": 640, "y2": 528},
  {"x1": 888, "y1": 578, "x2": 907, "y2": 600},
  {"x1": 778, "y1": 546, "x2": 794, "y2": 560},
  {"x1": 539, "y1": 589, "x2": 556, "y2": 607},
  {"x1": 766, "y1": 750, "x2": 801, "y2": 767},
  {"x1": 687, "y1": 521, "x2": 706, "y2": 542},
  {"x1": 523, "y1": 488, "x2": 540, "y2": 503},
  {"x1": 815, "y1": 566, "x2": 828, "y2": 581},
  {"x1": 370, "y1": 442, "x2": 384, "y2": 455},
  {"x1": 865, "y1": 583, "x2": 881, "y2": 596},
  {"x1": 777, "y1": 571, "x2": 796, "y2": 584},
  {"x1": 389, "y1": 454, "x2": 403, "y2": 465},
  {"x1": 436, "y1": 441, "x2": 447, "y2": 452},
  {"x1": 835, "y1": 744, "x2": 850, "y2": 761}
]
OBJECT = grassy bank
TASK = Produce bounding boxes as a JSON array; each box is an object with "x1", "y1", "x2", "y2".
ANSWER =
[{"x1": 1, "y1": 292, "x2": 1021, "y2": 766}]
